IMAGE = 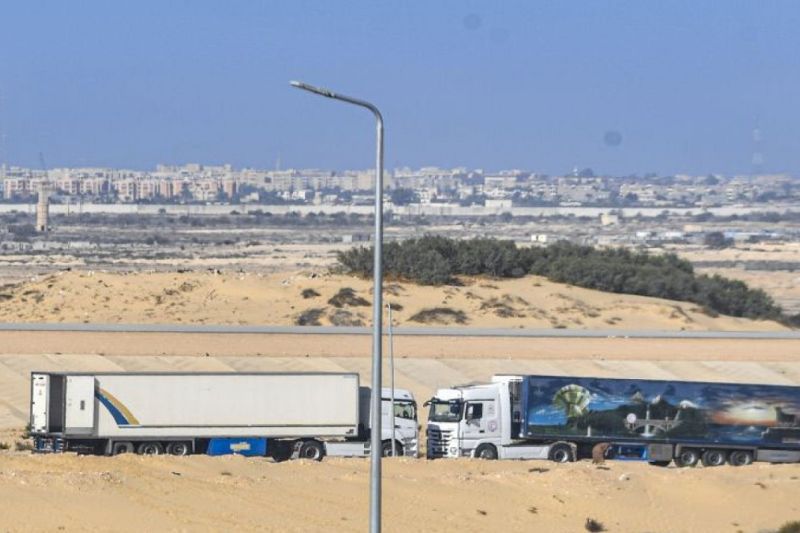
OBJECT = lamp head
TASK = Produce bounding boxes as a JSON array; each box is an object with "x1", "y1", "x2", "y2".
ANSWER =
[{"x1": 289, "y1": 80, "x2": 335, "y2": 98}]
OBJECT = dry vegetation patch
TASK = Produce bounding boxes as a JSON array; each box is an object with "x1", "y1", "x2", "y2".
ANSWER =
[
  {"x1": 328, "y1": 288, "x2": 370, "y2": 308},
  {"x1": 409, "y1": 307, "x2": 468, "y2": 325}
]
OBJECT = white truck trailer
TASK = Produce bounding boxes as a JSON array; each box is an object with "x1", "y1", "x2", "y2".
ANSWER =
[{"x1": 30, "y1": 371, "x2": 418, "y2": 460}]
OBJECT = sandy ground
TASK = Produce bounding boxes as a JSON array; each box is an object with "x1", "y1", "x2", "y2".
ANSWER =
[
  {"x1": 0, "y1": 270, "x2": 787, "y2": 331},
  {"x1": 0, "y1": 267, "x2": 798, "y2": 532},
  {"x1": 0, "y1": 450, "x2": 798, "y2": 533}
]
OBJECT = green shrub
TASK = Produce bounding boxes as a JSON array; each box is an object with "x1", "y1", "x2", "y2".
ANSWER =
[{"x1": 337, "y1": 236, "x2": 786, "y2": 323}]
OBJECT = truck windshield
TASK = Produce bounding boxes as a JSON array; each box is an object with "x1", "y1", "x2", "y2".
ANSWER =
[
  {"x1": 428, "y1": 400, "x2": 463, "y2": 422},
  {"x1": 393, "y1": 401, "x2": 417, "y2": 421}
]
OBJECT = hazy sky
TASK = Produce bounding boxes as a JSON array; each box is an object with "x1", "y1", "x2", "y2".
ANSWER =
[{"x1": 1, "y1": 1, "x2": 798, "y2": 175}]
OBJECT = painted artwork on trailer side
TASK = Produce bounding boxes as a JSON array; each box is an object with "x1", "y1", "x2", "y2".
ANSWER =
[{"x1": 523, "y1": 376, "x2": 800, "y2": 446}]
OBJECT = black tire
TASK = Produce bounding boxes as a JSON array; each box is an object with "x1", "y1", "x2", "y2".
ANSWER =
[
  {"x1": 649, "y1": 460, "x2": 672, "y2": 467},
  {"x1": 474, "y1": 444, "x2": 498, "y2": 460},
  {"x1": 549, "y1": 443, "x2": 575, "y2": 463},
  {"x1": 111, "y1": 441, "x2": 134, "y2": 456},
  {"x1": 137, "y1": 442, "x2": 164, "y2": 456},
  {"x1": 674, "y1": 448, "x2": 700, "y2": 468},
  {"x1": 701, "y1": 449, "x2": 727, "y2": 467},
  {"x1": 270, "y1": 441, "x2": 293, "y2": 463},
  {"x1": 382, "y1": 440, "x2": 403, "y2": 457},
  {"x1": 166, "y1": 441, "x2": 191, "y2": 456},
  {"x1": 298, "y1": 440, "x2": 325, "y2": 461},
  {"x1": 727, "y1": 450, "x2": 753, "y2": 467}
]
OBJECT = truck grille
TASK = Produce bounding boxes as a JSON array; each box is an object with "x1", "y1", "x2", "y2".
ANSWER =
[{"x1": 427, "y1": 427, "x2": 454, "y2": 457}]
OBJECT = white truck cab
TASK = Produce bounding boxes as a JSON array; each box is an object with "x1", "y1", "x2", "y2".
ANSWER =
[
  {"x1": 426, "y1": 375, "x2": 551, "y2": 460},
  {"x1": 326, "y1": 387, "x2": 419, "y2": 458},
  {"x1": 380, "y1": 387, "x2": 419, "y2": 457}
]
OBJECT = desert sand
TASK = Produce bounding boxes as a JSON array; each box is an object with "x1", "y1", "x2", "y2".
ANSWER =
[
  {"x1": 0, "y1": 270, "x2": 787, "y2": 330},
  {"x1": 0, "y1": 449, "x2": 798, "y2": 533},
  {"x1": 1, "y1": 270, "x2": 799, "y2": 532}
]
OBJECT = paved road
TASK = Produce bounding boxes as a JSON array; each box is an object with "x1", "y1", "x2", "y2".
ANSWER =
[{"x1": 0, "y1": 322, "x2": 797, "y2": 339}]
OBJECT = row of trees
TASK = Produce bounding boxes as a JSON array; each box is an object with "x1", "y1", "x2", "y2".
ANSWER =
[{"x1": 337, "y1": 236, "x2": 792, "y2": 324}]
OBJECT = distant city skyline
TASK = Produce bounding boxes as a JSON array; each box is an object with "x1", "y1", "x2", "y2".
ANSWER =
[{"x1": 1, "y1": 2, "x2": 799, "y2": 175}]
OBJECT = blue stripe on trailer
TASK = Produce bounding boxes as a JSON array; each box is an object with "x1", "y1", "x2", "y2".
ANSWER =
[{"x1": 95, "y1": 390, "x2": 131, "y2": 426}]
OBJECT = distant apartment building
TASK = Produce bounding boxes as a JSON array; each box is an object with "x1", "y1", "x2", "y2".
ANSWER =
[
  {"x1": 3, "y1": 177, "x2": 31, "y2": 199},
  {"x1": 222, "y1": 179, "x2": 237, "y2": 199},
  {"x1": 116, "y1": 178, "x2": 138, "y2": 202}
]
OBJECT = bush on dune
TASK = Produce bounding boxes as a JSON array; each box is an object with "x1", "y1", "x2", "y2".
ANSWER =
[{"x1": 337, "y1": 236, "x2": 787, "y2": 324}]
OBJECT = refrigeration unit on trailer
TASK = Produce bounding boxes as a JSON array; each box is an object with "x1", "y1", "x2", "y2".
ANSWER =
[
  {"x1": 427, "y1": 374, "x2": 800, "y2": 466},
  {"x1": 30, "y1": 371, "x2": 418, "y2": 460}
]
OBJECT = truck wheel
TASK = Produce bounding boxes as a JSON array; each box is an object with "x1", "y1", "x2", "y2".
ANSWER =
[
  {"x1": 166, "y1": 441, "x2": 191, "y2": 456},
  {"x1": 549, "y1": 443, "x2": 575, "y2": 463},
  {"x1": 270, "y1": 442, "x2": 293, "y2": 463},
  {"x1": 474, "y1": 444, "x2": 498, "y2": 460},
  {"x1": 382, "y1": 440, "x2": 403, "y2": 457},
  {"x1": 674, "y1": 448, "x2": 700, "y2": 467},
  {"x1": 299, "y1": 440, "x2": 325, "y2": 461},
  {"x1": 701, "y1": 449, "x2": 727, "y2": 467},
  {"x1": 111, "y1": 441, "x2": 134, "y2": 456},
  {"x1": 728, "y1": 450, "x2": 753, "y2": 467},
  {"x1": 137, "y1": 442, "x2": 164, "y2": 456}
]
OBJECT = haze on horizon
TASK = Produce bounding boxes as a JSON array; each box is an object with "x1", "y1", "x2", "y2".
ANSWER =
[{"x1": 0, "y1": 1, "x2": 798, "y2": 176}]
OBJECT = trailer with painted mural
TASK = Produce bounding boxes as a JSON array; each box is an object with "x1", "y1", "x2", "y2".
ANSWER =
[
  {"x1": 30, "y1": 371, "x2": 418, "y2": 459},
  {"x1": 427, "y1": 374, "x2": 800, "y2": 465}
]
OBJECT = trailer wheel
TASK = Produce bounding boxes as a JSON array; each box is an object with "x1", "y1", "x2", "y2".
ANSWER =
[
  {"x1": 549, "y1": 443, "x2": 575, "y2": 463},
  {"x1": 701, "y1": 449, "x2": 727, "y2": 467},
  {"x1": 382, "y1": 440, "x2": 404, "y2": 457},
  {"x1": 299, "y1": 440, "x2": 325, "y2": 461},
  {"x1": 727, "y1": 450, "x2": 753, "y2": 467},
  {"x1": 166, "y1": 441, "x2": 191, "y2": 456},
  {"x1": 137, "y1": 442, "x2": 164, "y2": 456},
  {"x1": 111, "y1": 441, "x2": 134, "y2": 456},
  {"x1": 674, "y1": 448, "x2": 700, "y2": 468},
  {"x1": 474, "y1": 444, "x2": 498, "y2": 460}
]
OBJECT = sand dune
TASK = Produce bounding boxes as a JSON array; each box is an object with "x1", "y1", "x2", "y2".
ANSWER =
[{"x1": 0, "y1": 270, "x2": 787, "y2": 331}]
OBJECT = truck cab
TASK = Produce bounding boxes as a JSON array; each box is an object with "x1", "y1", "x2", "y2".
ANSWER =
[
  {"x1": 426, "y1": 375, "x2": 551, "y2": 460},
  {"x1": 380, "y1": 387, "x2": 419, "y2": 457},
  {"x1": 326, "y1": 386, "x2": 419, "y2": 458}
]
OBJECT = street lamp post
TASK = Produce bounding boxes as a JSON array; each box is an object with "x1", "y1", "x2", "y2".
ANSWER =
[
  {"x1": 290, "y1": 81, "x2": 385, "y2": 533},
  {"x1": 388, "y1": 303, "x2": 395, "y2": 456}
]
